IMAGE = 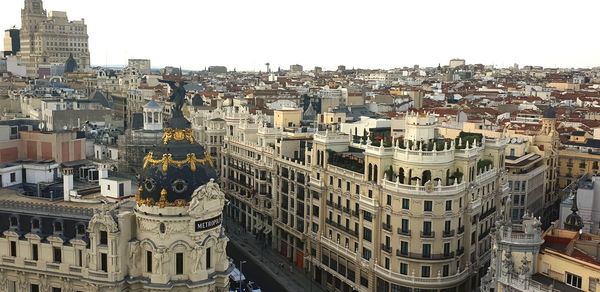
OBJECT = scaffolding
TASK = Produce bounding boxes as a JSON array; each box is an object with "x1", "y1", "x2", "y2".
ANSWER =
[{"x1": 118, "y1": 128, "x2": 163, "y2": 175}]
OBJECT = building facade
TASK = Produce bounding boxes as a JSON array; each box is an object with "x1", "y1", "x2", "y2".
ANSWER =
[
  {"x1": 214, "y1": 108, "x2": 510, "y2": 292},
  {"x1": 0, "y1": 102, "x2": 231, "y2": 291},
  {"x1": 20, "y1": 0, "x2": 90, "y2": 77}
]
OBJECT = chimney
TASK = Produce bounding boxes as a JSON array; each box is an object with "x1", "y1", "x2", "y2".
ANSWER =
[
  {"x1": 63, "y1": 168, "x2": 74, "y2": 201},
  {"x1": 99, "y1": 164, "x2": 109, "y2": 179}
]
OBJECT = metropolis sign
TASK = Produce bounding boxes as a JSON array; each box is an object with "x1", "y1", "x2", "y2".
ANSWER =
[{"x1": 194, "y1": 215, "x2": 223, "y2": 232}]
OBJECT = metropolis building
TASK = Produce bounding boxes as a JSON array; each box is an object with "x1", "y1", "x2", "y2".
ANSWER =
[
  {"x1": 197, "y1": 107, "x2": 509, "y2": 292},
  {"x1": 0, "y1": 95, "x2": 231, "y2": 291}
]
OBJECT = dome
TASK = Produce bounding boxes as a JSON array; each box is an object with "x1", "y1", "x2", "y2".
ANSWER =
[
  {"x1": 543, "y1": 106, "x2": 556, "y2": 119},
  {"x1": 143, "y1": 100, "x2": 162, "y2": 110},
  {"x1": 564, "y1": 192, "x2": 584, "y2": 232}
]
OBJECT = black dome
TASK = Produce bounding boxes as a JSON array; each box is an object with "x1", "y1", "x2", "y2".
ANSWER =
[
  {"x1": 564, "y1": 191, "x2": 583, "y2": 232},
  {"x1": 136, "y1": 117, "x2": 217, "y2": 207},
  {"x1": 543, "y1": 106, "x2": 556, "y2": 119}
]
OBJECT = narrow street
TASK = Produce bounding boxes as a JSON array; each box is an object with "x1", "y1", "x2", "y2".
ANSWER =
[{"x1": 227, "y1": 242, "x2": 288, "y2": 292}]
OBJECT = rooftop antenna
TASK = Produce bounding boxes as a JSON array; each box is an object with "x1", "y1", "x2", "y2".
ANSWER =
[{"x1": 265, "y1": 62, "x2": 270, "y2": 73}]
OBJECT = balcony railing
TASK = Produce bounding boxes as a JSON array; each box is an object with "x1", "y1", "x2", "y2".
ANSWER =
[
  {"x1": 481, "y1": 206, "x2": 497, "y2": 220},
  {"x1": 396, "y1": 250, "x2": 455, "y2": 260},
  {"x1": 420, "y1": 231, "x2": 435, "y2": 238},
  {"x1": 374, "y1": 263, "x2": 472, "y2": 286},
  {"x1": 325, "y1": 218, "x2": 358, "y2": 237},
  {"x1": 397, "y1": 228, "x2": 411, "y2": 236},
  {"x1": 382, "y1": 223, "x2": 392, "y2": 232},
  {"x1": 456, "y1": 247, "x2": 464, "y2": 256},
  {"x1": 381, "y1": 244, "x2": 392, "y2": 253},
  {"x1": 458, "y1": 225, "x2": 465, "y2": 234},
  {"x1": 442, "y1": 230, "x2": 455, "y2": 238}
]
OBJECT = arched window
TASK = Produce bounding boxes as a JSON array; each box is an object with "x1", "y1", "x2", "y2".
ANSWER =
[
  {"x1": 368, "y1": 163, "x2": 373, "y2": 181},
  {"x1": 373, "y1": 165, "x2": 378, "y2": 182},
  {"x1": 54, "y1": 221, "x2": 63, "y2": 234},
  {"x1": 9, "y1": 216, "x2": 18, "y2": 229},
  {"x1": 399, "y1": 168, "x2": 405, "y2": 184},
  {"x1": 31, "y1": 218, "x2": 40, "y2": 230},
  {"x1": 422, "y1": 170, "x2": 431, "y2": 186},
  {"x1": 76, "y1": 223, "x2": 87, "y2": 237}
]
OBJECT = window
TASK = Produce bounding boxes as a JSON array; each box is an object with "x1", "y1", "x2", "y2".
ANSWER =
[
  {"x1": 100, "y1": 231, "x2": 108, "y2": 245},
  {"x1": 52, "y1": 288, "x2": 61, "y2": 292},
  {"x1": 355, "y1": 185, "x2": 360, "y2": 194},
  {"x1": 400, "y1": 263, "x2": 408, "y2": 275},
  {"x1": 444, "y1": 220, "x2": 451, "y2": 233},
  {"x1": 363, "y1": 227, "x2": 372, "y2": 242},
  {"x1": 31, "y1": 284, "x2": 39, "y2": 292},
  {"x1": 100, "y1": 253, "x2": 107, "y2": 272},
  {"x1": 363, "y1": 211, "x2": 372, "y2": 222},
  {"x1": 401, "y1": 219, "x2": 409, "y2": 233},
  {"x1": 346, "y1": 182, "x2": 350, "y2": 191},
  {"x1": 10, "y1": 241, "x2": 16, "y2": 257},
  {"x1": 400, "y1": 241, "x2": 408, "y2": 255},
  {"x1": 147, "y1": 251, "x2": 153, "y2": 273},
  {"x1": 31, "y1": 218, "x2": 40, "y2": 230},
  {"x1": 443, "y1": 242, "x2": 451, "y2": 256},
  {"x1": 386, "y1": 195, "x2": 391, "y2": 206},
  {"x1": 384, "y1": 257, "x2": 390, "y2": 269},
  {"x1": 402, "y1": 198, "x2": 409, "y2": 209},
  {"x1": 445, "y1": 200, "x2": 452, "y2": 211},
  {"x1": 443, "y1": 264, "x2": 449, "y2": 277},
  {"x1": 422, "y1": 244, "x2": 431, "y2": 258},
  {"x1": 77, "y1": 250, "x2": 82, "y2": 267},
  {"x1": 421, "y1": 266, "x2": 431, "y2": 278},
  {"x1": 424, "y1": 200, "x2": 432, "y2": 212},
  {"x1": 423, "y1": 221, "x2": 432, "y2": 235},
  {"x1": 362, "y1": 247, "x2": 371, "y2": 260},
  {"x1": 10, "y1": 172, "x2": 15, "y2": 182},
  {"x1": 206, "y1": 247, "x2": 211, "y2": 269},
  {"x1": 53, "y1": 247, "x2": 62, "y2": 263},
  {"x1": 176, "y1": 252, "x2": 184, "y2": 275},
  {"x1": 566, "y1": 272, "x2": 582, "y2": 289},
  {"x1": 32, "y1": 244, "x2": 38, "y2": 261},
  {"x1": 360, "y1": 275, "x2": 369, "y2": 287},
  {"x1": 54, "y1": 221, "x2": 63, "y2": 234}
]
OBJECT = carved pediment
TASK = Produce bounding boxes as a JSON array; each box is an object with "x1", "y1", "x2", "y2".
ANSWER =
[{"x1": 188, "y1": 179, "x2": 225, "y2": 218}]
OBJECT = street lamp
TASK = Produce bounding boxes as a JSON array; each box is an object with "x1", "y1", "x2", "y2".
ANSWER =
[{"x1": 239, "y1": 260, "x2": 247, "y2": 292}]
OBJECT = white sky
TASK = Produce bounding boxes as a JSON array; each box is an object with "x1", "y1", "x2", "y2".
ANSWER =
[{"x1": 2, "y1": 0, "x2": 600, "y2": 71}]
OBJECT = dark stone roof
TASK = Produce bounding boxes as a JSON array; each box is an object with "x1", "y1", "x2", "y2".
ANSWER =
[
  {"x1": 131, "y1": 113, "x2": 144, "y2": 130},
  {"x1": 89, "y1": 90, "x2": 113, "y2": 108},
  {"x1": 64, "y1": 53, "x2": 78, "y2": 73},
  {"x1": 543, "y1": 105, "x2": 556, "y2": 119}
]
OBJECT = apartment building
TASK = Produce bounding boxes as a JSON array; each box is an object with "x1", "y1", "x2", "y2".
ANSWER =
[
  {"x1": 215, "y1": 108, "x2": 509, "y2": 292},
  {"x1": 20, "y1": 0, "x2": 90, "y2": 77}
]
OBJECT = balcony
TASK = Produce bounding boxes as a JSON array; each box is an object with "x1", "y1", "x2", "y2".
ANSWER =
[
  {"x1": 351, "y1": 210, "x2": 360, "y2": 218},
  {"x1": 479, "y1": 229, "x2": 491, "y2": 241},
  {"x1": 382, "y1": 223, "x2": 392, "y2": 232},
  {"x1": 420, "y1": 231, "x2": 435, "y2": 239},
  {"x1": 442, "y1": 230, "x2": 455, "y2": 238},
  {"x1": 382, "y1": 179, "x2": 466, "y2": 197},
  {"x1": 481, "y1": 206, "x2": 497, "y2": 220},
  {"x1": 396, "y1": 250, "x2": 455, "y2": 261},
  {"x1": 325, "y1": 218, "x2": 358, "y2": 237},
  {"x1": 456, "y1": 247, "x2": 464, "y2": 256},
  {"x1": 458, "y1": 226, "x2": 465, "y2": 234},
  {"x1": 375, "y1": 263, "x2": 472, "y2": 288},
  {"x1": 381, "y1": 244, "x2": 392, "y2": 253},
  {"x1": 397, "y1": 228, "x2": 411, "y2": 236}
]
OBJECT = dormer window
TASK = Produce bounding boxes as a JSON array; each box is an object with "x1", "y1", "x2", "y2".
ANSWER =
[
  {"x1": 53, "y1": 221, "x2": 63, "y2": 234},
  {"x1": 9, "y1": 216, "x2": 18, "y2": 230},
  {"x1": 76, "y1": 223, "x2": 86, "y2": 238},
  {"x1": 31, "y1": 218, "x2": 40, "y2": 231}
]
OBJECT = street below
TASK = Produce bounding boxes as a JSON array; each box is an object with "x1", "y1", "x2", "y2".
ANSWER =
[{"x1": 227, "y1": 241, "x2": 288, "y2": 292}]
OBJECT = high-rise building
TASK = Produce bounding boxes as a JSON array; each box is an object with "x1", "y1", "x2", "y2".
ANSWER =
[
  {"x1": 20, "y1": 0, "x2": 90, "y2": 77},
  {"x1": 128, "y1": 59, "x2": 151, "y2": 75},
  {"x1": 449, "y1": 58, "x2": 466, "y2": 68},
  {"x1": 3, "y1": 28, "x2": 20, "y2": 56}
]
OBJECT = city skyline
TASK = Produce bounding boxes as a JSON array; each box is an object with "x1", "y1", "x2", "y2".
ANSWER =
[{"x1": 2, "y1": 0, "x2": 600, "y2": 71}]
